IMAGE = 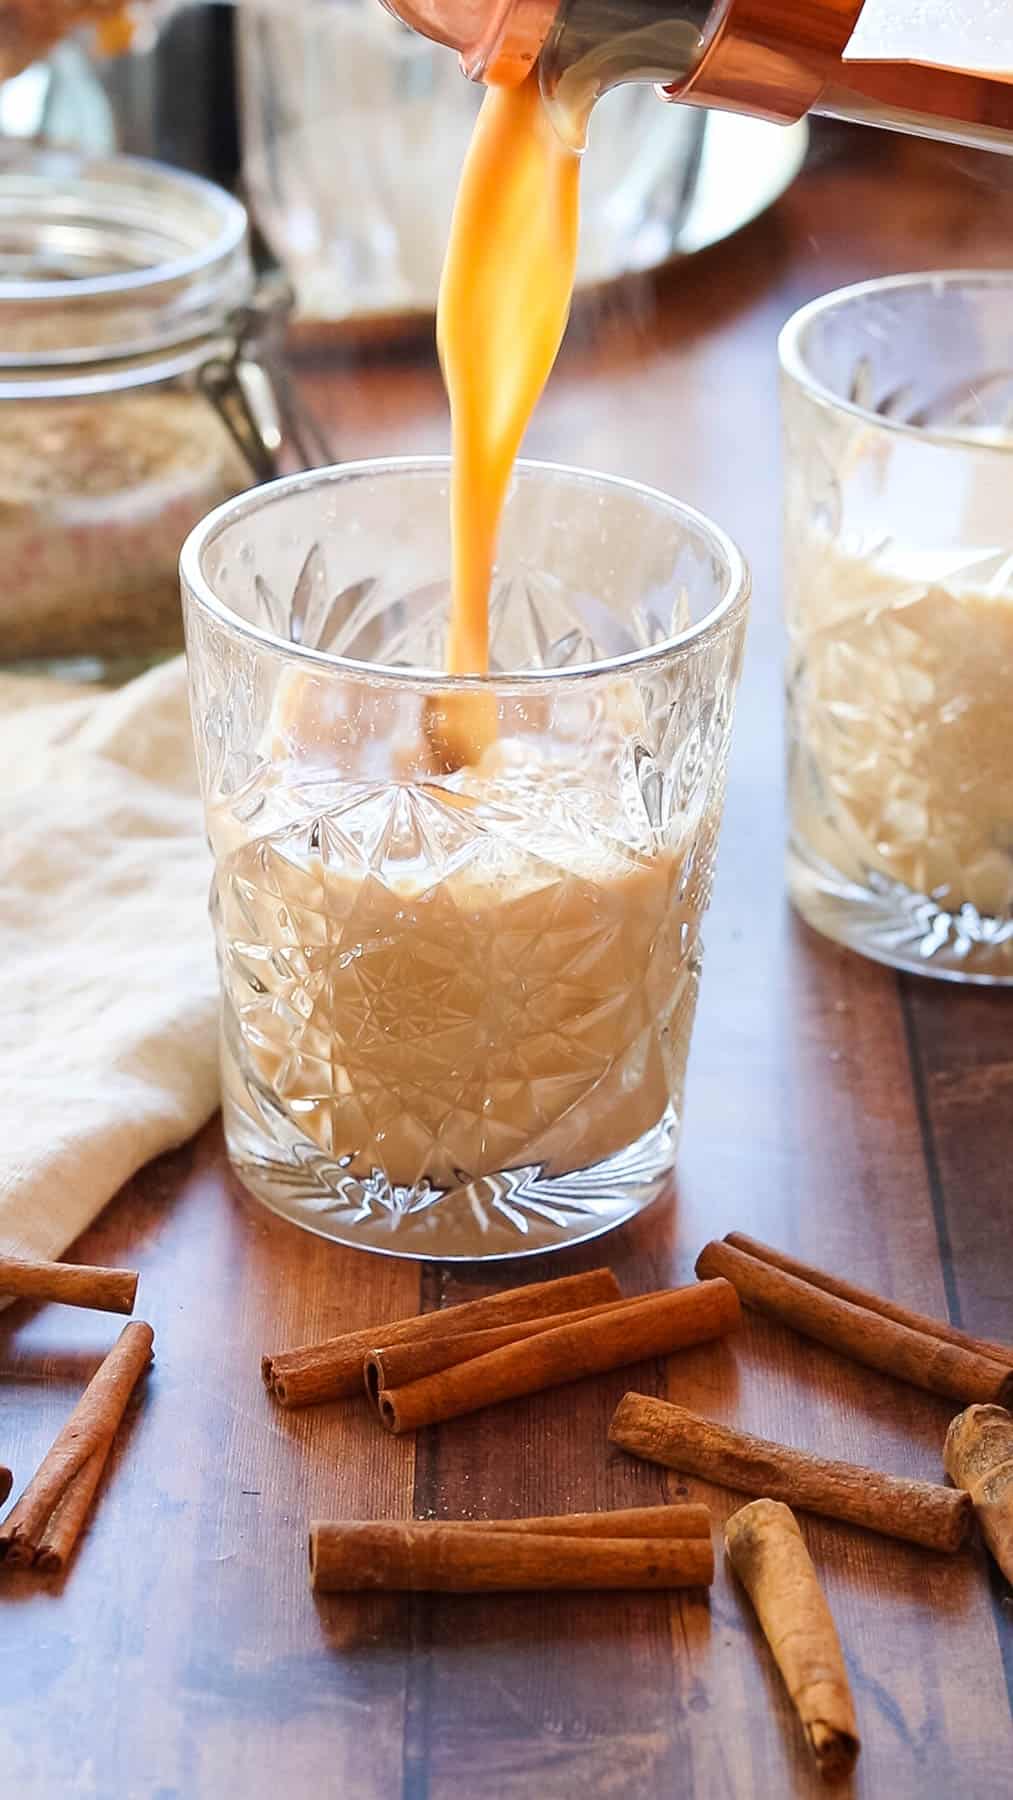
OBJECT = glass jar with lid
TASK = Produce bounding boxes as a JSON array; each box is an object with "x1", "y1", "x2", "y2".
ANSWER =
[{"x1": 0, "y1": 142, "x2": 326, "y2": 678}]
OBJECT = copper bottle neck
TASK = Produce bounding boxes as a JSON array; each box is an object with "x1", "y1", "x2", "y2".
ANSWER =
[{"x1": 662, "y1": 0, "x2": 866, "y2": 123}]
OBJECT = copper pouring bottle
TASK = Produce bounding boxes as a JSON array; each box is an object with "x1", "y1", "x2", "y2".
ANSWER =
[{"x1": 380, "y1": 0, "x2": 1013, "y2": 152}]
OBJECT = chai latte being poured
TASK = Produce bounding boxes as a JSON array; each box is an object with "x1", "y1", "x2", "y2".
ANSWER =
[{"x1": 424, "y1": 71, "x2": 581, "y2": 771}]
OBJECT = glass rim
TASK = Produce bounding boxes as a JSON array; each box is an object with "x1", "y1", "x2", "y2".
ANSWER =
[
  {"x1": 179, "y1": 455, "x2": 750, "y2": 690},
  {"x1": 778, "y1": 269, "x2": 1013, "y2": 455},
  {"x1": 0, "y1": 150, "x2": 249, "y2": 307}
]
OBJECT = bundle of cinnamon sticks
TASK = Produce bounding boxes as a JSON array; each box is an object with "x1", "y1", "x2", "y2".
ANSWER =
[
  {"x1": 695, "y1": 1233, "x2": 1013, "y2": 1406},
  {"x1": 264, "y1": 1268, "x2": 742, "y2": 1433},
  {"x1": 1, "y1": 1253, "x2": 148, "y2": 1573},
  {"x1": 263, "y1": 1267, "x2": 624, "y2": 1405},
  {"x1": 0, "y1": 1323, "x2": 153, "y2": 1570}
]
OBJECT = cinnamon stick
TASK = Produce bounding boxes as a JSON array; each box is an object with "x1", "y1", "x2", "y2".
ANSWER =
[
  {"x1": 0, "y1": 1254, "x2": 137, "y2": 1316},
  {"x1": 695, "y1": 1239, "x2": 1012, "y2": 1406},
  {"x1": 309, "y1": 1522, "x2": 714, "y2": 1592},
  {"x1": 609, "y1": 1393, "x2": 972, "y2": 1552},
  {"x1": 725, "y1": 1233, "x2": 1013, "y2": 1370},
  {"x1": 378, "y1": 1281, "x2": 741, "y2": 1434},
  {"x1": 944, "y1": 1403, "x2": 1013, "y2": 1587},
  {"x1": 364, "y1": 1298, "x2": 636, "y2": 1400},
  {"x1": 726, "y1": 1499, "x2": 859, "y2": 1782},
  {"x1": 0, "y1": 1467, "x2": 10, "y2": 1507},
  {"x1": 263, "y1": 1267, "x2": 622, "y2": 1407},
  {"x1": 0, "y1": 1320, "x2": 153, "y2": 1567}
]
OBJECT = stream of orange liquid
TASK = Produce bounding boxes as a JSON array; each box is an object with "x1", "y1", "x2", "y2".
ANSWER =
[{"x1": 425, "y1": 71, "x2": 580, "y2": 770}]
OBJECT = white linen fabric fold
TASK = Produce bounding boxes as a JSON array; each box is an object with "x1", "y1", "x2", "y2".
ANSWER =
[{"x1": 0, "y1": 657, "x2": 219, "y2": 1262}]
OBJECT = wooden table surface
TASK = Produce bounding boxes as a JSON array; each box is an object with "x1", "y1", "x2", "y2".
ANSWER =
[{"x1": 4, "y1": 125, "x2": 1013, "y2": 1800}]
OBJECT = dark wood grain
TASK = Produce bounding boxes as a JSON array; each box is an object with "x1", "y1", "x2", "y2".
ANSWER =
[{"x1": 2, "y1": 124, "x2": 1012, "y2": 1798}]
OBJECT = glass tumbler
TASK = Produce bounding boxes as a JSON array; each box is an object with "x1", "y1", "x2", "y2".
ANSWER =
[
  {"x1": 181, "y1": 459, "x2": 749, "y2": 1259},
  {"x1": 782, "y1": 273, "x2": 1013, "y2": 984}
]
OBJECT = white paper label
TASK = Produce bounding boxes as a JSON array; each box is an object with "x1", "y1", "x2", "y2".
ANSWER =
[{"x1": 845, "y1": 0, "x2": 1013, "y2": 78}]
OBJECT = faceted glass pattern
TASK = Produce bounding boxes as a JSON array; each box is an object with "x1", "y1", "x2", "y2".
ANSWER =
[
  {"x1": 182, "y1": 461, "x2": 748, "y2": 1258},
  {"x1": 782, "y1": 275, "x2": 1013, "y2": 984}
]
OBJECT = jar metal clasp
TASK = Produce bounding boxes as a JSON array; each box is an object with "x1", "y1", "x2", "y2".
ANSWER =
[{"x1": 197, "y1": 271, "x2": 333, "y2": 482}]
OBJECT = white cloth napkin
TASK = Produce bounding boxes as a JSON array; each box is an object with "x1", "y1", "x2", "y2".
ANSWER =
[{"x1": 0, "y1": 657, "x2": 219, "y2": 1263}]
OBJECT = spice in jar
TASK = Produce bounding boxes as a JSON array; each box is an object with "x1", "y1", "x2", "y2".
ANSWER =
[{"x1": 0, "y1": 391, "x2": 249, "y2": 666}]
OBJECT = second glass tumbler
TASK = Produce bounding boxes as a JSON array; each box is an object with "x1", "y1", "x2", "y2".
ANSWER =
[{"x1": 782, "y1": 273, "x2": 1013, "y2": 984}]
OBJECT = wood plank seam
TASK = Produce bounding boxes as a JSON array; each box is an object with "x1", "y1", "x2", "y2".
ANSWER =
[{"x1": 898, "y1": 972, "x2": 1013, "y2": 1725}]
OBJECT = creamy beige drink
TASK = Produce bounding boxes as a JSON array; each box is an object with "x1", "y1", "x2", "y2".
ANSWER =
[
  {"x1": 789, "y1": 537, "x2": 1013, "y2": 919},
  {"x1": 216, "y1": 722, "x2": 705, "y2": 1190}
]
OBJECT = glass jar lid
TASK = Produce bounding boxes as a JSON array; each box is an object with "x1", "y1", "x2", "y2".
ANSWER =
[{"x1": 0, "y1": 144, "x2": 253, "y2": 383}]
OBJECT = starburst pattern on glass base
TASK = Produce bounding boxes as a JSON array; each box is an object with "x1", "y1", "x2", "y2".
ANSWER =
[
  {"x1": 222, "y1": 1038, "x2": 678, "y2": 1261},
  {"x1": 788, "y1": 840, "x2": 1013, "y2": 985}
]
